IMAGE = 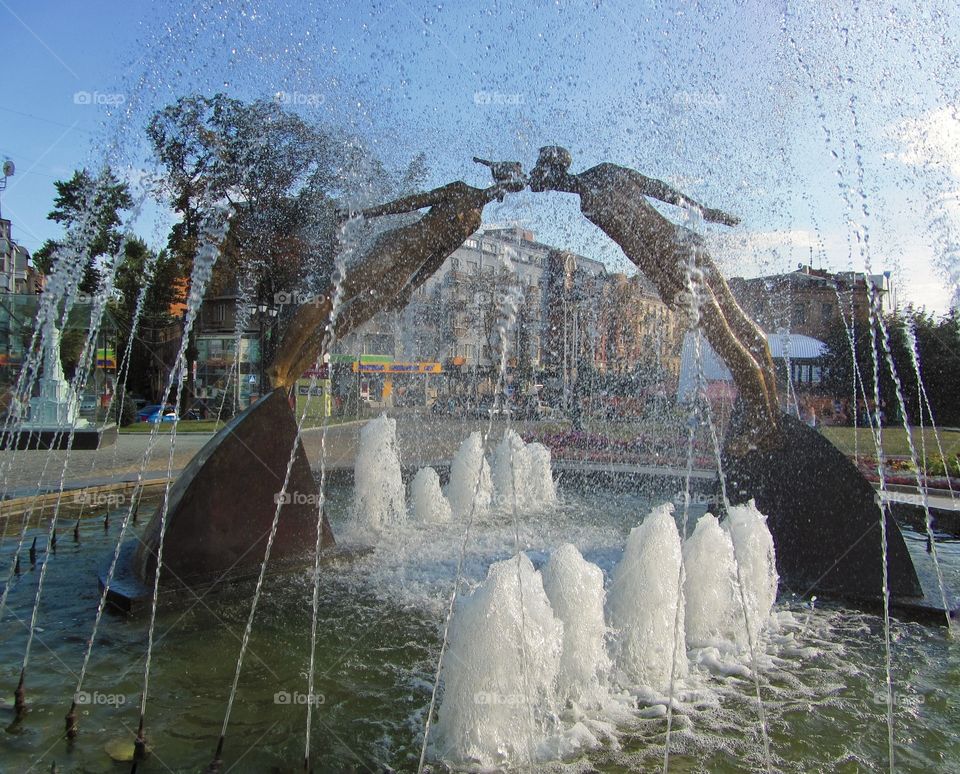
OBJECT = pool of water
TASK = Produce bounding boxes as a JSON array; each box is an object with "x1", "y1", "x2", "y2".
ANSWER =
[{"x1": 0, "y1": 483, "x2": 957, "y2": 772}]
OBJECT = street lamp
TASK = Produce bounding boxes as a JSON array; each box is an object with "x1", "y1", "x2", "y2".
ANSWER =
[{"x1": 256, "y1": 303, "x2": 278, "y2": 399}]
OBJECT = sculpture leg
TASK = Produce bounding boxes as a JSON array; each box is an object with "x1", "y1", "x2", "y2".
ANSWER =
[
  {"x1": 269, "y1": 298, "x2": 333, "y2": 388},
  {"x1": 701, "y1": 263, "x2": 779, "y2": 406},
  {"x1": 698, "y1": 288, "x2": 778, "y2": 446}
]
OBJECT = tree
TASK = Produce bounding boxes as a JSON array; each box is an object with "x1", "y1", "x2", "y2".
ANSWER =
[
  {"x1": 896, "y1": 308, "x2": 960, "y2": 427},
  {"x1": 110, "y1": 238, "x2": 183, "y2": 399},
  {"x1": 147, "y1": 94, "x2": 431, "y2": 399},
  {"x1": 822, "y1": 315, "x2": 876, "y2": 410},
  {"x1": 465, "y1": 265, "x2": 521, "y2": 368},
  {"x1": 147, "y1": 94, "x2": 345, "y2": 296},
  {"x1": 33, "y1": 168, "x2": 133, "y2": 294},
  {"x1": 821, "y1": 307, "x2": 960, "y2": 427}
]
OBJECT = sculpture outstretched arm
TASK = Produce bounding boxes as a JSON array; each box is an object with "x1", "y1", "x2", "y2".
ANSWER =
[
  {"x1": 528, "y1": 146, "x2": 773, "y2": 441},
  {"x1": 269, "y1": 162, "x2": 526, "y2": 389},
  {"x1": 350, "y1": 182, "x2": 469, "y2": 220},
  {"x1": 339, "y1": 159, "x2": 526, "y2": 222},
  {"x1": 630, "y1": 170, "x2": 740, "y2": 226}
]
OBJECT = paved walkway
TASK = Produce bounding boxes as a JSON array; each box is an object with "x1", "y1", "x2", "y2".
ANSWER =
[
  {"x1": 1, "y1": 432, "x2": 211, "y2": 499},
  {"x1": 6, "y1": 415, "x2": 958, "y2": 512},
  {"x1": 881, "y1": 488, "x2": 960, "y2": 512},
  {"x1": 0, "y1": 415, "x2": 531, "y2": 499}
]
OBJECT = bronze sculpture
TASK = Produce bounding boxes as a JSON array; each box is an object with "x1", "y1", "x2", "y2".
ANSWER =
[
  {"x1": 527, "y1": 146, "x2": 928, "y2": 604},
  {"x1": 269, "y1": 159, "x2": 525, "y2": 388},
  {"x1": 109, "y1": 148, "x2": 936, "y2": 619},
  {"x1": 528, "y1": 146, "x2": 779, "y2": 446},
  {"x1": 119, "y1": 158, "x2": 526, "y2": 601}
]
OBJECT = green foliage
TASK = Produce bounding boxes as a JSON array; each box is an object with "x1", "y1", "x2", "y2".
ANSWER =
[
  {"x1": 114, "y1": 392, "x2": 138, "y2": 427},
  {"x1": 146, "y1": 93, "x2": 343, "y2": 299},
  {"x1": 36, "y1": 168, "x2": 133, "y2": 294},
  {"x1": 58, "y1": 327, "x2": 86, "y2": 379},
  {"x1": 821, "y1": 307, "x2": 960, "y2": 427},
  {"x1": 112, "y1": 238, "x2": 181, "y2": 328},
  {"x1": 48, "y1": 168, "x2": 132, "y2": 255},
  {"x1": 109, "y1": 238, "x2": 183, "y2": 399}
]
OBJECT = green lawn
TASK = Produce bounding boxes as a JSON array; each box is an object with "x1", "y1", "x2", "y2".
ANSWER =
[
  {"x1": 819, "y1": 425, "x2": 960, "y2": 459},
  {"x1": 120, "y1": 419, "x2": 229, "y2": 433}
]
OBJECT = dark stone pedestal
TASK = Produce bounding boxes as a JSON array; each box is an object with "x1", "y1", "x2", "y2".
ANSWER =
[
  {"x1": 128, "y1": 389, "x2": 334, "y2": 592},
  {"x1": 722, "y1": 412, "x2": 924, "y2": 602},
  {"x1": 0, "y1": 423, "x2": 118, "y2": 450}
]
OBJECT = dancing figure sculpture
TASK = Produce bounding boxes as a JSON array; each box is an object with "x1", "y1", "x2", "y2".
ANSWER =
[
  {"x1": 528, "y1": 146, "x2": 778, "y2": 446},
  {"x1": 122, "y1": 158, "x2": 526, "y2": 600},
  {"x1": 114, "y1": 147, "x2": 932, "y2": 616},
  {"x1": 270, "y1": 158, "x2": 525, "y2": 388},
  {"x1": 528, "y1": 146, "x2": 925, "y2": 603}
]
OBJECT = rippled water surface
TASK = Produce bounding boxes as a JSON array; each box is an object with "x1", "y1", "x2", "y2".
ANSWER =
[{"x1": 0, "y1": 484, "x2": 957, "y2": 772}]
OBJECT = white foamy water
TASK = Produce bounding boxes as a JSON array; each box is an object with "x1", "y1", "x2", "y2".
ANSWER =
[
  {"x1": 351, "y1": 414, "x2": 405, "y2": 531},
  {"x1": 526, "y1": 442, "x2": 557, "y2": 505},
  {"x1": 331, "y1": 439, "x2": 786, "y2": 771},
  {"x1": 606, "y1": 503, "x2": 688, "y2": 692},
  {"x1": 683, "y1": 513, "x2": 742, "y2": 647},
  {"x1": 433, "y1": 552, "x2": 563, "y2": 769},
  {"x1": 410, "y1": 466, "x2": 452, "y2": 524},
  {"x1": 491, "y1": 428, "x2": 557, "y2": 511},
  {"x1": 541, "y1": 543, "x2": 611, "y2": 706},
  {"x1": 445, "y1": 431, "x2": 492, "y2": 517},
  {"x1": 725, "y1": 499, "x2": 779, "y2": 645}
]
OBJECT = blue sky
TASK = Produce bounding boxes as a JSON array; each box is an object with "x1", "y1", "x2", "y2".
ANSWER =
[{"x1": 3, "y1": 0, "x2": 959, "y2": 312}]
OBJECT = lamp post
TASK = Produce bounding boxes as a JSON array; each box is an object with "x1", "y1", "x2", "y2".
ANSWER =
[{"x1": 255, "y1": 303, "x2": 278, "y2": 400}]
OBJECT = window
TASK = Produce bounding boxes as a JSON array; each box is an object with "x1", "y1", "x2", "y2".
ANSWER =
[
  {"x1": 792, "y1": 302, "x2": 807, "y2": 326},
  {"x1": 821, "y1": 302, "x2": 833, "y2": 321}
]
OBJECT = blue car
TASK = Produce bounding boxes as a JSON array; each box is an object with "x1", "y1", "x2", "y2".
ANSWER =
[{"x1": 137, "y1": 404, "x2": 177, "y2": 423}]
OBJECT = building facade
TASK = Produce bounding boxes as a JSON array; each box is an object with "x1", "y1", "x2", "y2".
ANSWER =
[
  {"x1": 1, "y1": 218, "x2": 43, "y2": 295},
  {"x1": 595, "y1": 271, "x2": 684, "y2": 380},
  {"x1": 336, "y1": 225, "x2": 607, "y2": 371},
  {"x1": 728, "y1": 264, "x2": 897, "y2": 342},
  {"x1": 195, "y1": 285, "x2": 263, "y2": 411},
  {"x1": 195, "y1": 223, "x2": 687, "y2": 411}
]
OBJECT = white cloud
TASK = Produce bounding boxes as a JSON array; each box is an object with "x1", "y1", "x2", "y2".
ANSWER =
[
  {"x1": 888, "y1": 106, "x2": 960, "y2": 178},
  {"x1": 708, "y1": 228, "x2": 824, "y2": 277}
]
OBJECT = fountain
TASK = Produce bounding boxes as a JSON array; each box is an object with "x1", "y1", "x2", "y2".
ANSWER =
[
  {"x1": 410, "y1": 466, "x2": 452, "y2": 524},
  {"x1": 4, "y1": 149, "x2": 955, "y2": 771},
  {"x1": 606, "y1": 503, "x2": 688, "y2": 693},
  {"x1": 2, "y1": 3, "x2": 960, "y2": 772},
  {"x1": 2, "y1": 319, "x2": 116, "y2": 450},
  {"x1": 351, "y1": 413, "x2": 406, "y2": 531}
]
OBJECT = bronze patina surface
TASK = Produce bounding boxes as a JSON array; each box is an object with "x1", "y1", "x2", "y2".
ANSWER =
[
  {"x1": 133, "y1": 388, "x2": 332, "y2": 588},
  {"x1": 528, "y1": 146, "x2": 930, "y2": 609}
]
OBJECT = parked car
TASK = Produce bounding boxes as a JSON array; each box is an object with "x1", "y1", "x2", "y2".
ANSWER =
[
  {"x1": 145, "y1": 408, "x2": 178, "y2": 423},
  {"x1": 473, "y1": 401, "x2": 512, "y2": 420},
  {"x1": 138, "y1": 404, "x2": 176, "y2": 422}
]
